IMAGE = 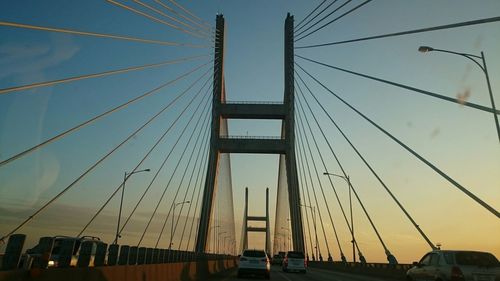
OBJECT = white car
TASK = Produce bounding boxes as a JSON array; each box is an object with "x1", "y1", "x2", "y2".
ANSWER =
[
  {"x1": 282, "y1": 251, "x2": 307, "y2": 273},
  {"x1": 407, "y1": 250, "x2": 500, "y2": 281},
  {"x1": 238, "y1": 249, "x2": 271, "y2": 279}
]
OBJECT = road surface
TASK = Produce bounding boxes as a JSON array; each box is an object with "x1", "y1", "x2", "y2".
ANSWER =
[{"x1": 211, "y1": 265, "x2": 398, "y2": 281}]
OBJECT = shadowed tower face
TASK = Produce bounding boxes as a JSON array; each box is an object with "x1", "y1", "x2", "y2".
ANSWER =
[{"x1": 195, "y1": 14, "x2": 304, "y2": 253}]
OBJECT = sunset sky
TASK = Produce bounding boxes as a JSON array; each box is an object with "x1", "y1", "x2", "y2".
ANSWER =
[{"x1": 0, "y1": 0, "x2": 499, "y2": 263}]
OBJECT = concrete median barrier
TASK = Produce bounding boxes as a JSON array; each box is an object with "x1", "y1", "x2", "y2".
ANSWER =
[{"x1": 0, "y1": 258, "x2": 238, "y2": 281}]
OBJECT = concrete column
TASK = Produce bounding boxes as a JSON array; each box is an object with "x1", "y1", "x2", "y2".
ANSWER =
[
  {"x1": 118, "y1": 245, "x2": 129, "y2": 265},
  {"x1": 57, "y1": 239, "x2": 75, "y2": 267},
  {"x1": 265, "y1": 188, "x2": 271, "y2": 255},
  {"x1": 242, "y1": 187, "x2": 249, "y2": 250},
  {"x1": 77, "y1": 241, "x2": 93, "y2": 267},
  {"x1": 107, "y1": 244, "x2": 119, "y2": 266},
  {"x1": 152, "y1": 248, "x2": 160, "y2": 264},
  {"x1": 128, "y1": 246, "x2": 138, "y2": 265},
  {"x1": 284, "y1": 13, "x2": 305, "y2": 252},
  {"x1": 157, "y1": 248, "x2": 163, "y2": 263},
  {"x1": 196, "y1": 14, "x2": 225, "y2": 253},
  {"x1": 94, "y1": 242, "x2": 107, "y2": 267},
  {"x1": 31, "y1": 236, "x2": 54, "y2": 269},
  {"x1": 1, "y1": 234, "x2": 25, "y2": 270},
  {"x1": 145, "y1": 248, "x2": 153, "y2": 264},
  {"x1": 137, "y1": 247, "x2": 146, "y2": 264}
]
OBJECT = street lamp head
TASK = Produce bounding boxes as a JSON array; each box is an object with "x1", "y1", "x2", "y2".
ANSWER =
[
  {"x1": 144, "y1": 169, "x2": 151, "y2": 172},
  {"x1": 323, "y1": 172, "x2": 329, "y2": 175},
  {"x1": 418, "y1": 46, "x2": 434, "y2": 53}
]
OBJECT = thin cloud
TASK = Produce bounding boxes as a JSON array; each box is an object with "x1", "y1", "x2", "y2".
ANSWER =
[{"x1": 0, "y1": 34, "x2": 80, "y2": 80}]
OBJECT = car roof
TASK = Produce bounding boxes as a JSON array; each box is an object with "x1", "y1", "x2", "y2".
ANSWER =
[{"x1": 430, "y1": 250, "x2": 493, "y2": 254}]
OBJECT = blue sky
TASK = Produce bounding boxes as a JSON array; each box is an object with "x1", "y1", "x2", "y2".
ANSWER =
[{"x1": 0, "y1": 0, "x2": 499, "y2": 263}]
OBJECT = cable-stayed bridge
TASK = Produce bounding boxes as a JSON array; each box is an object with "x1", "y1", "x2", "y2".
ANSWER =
[{"x1": 0, "y1": 1, "x2": 499, "y2": 280}]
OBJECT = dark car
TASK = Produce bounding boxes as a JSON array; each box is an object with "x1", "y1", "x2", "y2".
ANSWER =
[{"x1": 282, "y1": 251, "x2": 306, "y2": 273}]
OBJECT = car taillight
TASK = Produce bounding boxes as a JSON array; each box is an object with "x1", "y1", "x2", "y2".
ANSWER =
[
  {"x1": 451, "y1": 266, "x2": 465, "y2": 281},
  {"x1": 240, "y1": 257, "x2": 247, "y2": 261}
]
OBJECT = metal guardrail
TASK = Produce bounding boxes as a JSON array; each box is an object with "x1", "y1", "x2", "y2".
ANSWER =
[
  {"x1": 219, "y1": 135, "x2": 283, "y2": 140},
  {"x1": 308, "y1": 261, "x2": 412, "y2": 280},
  {"x1": 223, "y1": 101, "x2": 283, "y2": 105}
]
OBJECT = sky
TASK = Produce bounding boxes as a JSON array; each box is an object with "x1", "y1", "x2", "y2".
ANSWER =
[{"x1": 0, "y1": 0, "x2": 499, "y2": 264}]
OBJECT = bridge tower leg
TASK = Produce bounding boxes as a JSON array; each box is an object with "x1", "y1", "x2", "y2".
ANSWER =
[
  {"x1": 265, "y1": 187, "x2": 271, "y2": 255},
  {"x1": 284, "y1": 13, "x2": 305, "y2": 252},
  {"x1": 195, "y1": 14, "x2": 225, "y2": 253},
  {"x1": 242, "y1": 188, "x2": 249, "y2": 250},
  {"x1": 241, "y1": 187, "x2": 272, "y2": 254}
]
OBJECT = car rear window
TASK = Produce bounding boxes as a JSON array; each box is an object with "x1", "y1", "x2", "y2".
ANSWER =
[
  {"x1": 443, "y1": 252, "x2": 454, "y2": 265},
  {"x1": 455, "y1": 252, "x2": 499, "y2": 267},
  {"x1": 243, "y1": 250, "x2": 266, "y2": 257},
  {"x1": 287, "y1": 252, "x2": 305, "y2": 258}
]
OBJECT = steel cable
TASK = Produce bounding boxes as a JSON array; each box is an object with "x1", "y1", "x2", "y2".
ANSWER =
[
  {"x1": 295, "y1": 0, "x2": 353, "y2": 38},
  {"x1": 133, "y1": 0, "x2": 211, "y2": 37},
  {"x1": 0, "y1": 61, "x2": 211, "y2": 168},
  {"x1": 295, "y1": 16, "x2": 500, "y2": 49},
  {"x1": 295, "y1": 0, "x2": 328, "y2": 31},
  {"x1": 106, "y1": 0, "x2": 208, "y2": 40},
  {"x1": 135, "y1": 84, "x2": 212, "y2": 246},
  {"x1": 295, "y1": 0, "x2": 373, "y2": 42},
  {"x1": 295, "y1": 55, "x2": 499, "y2": 114},
  {"x1": 0, "y1": 67, "x2": 211, "y2": 243},
  {"x1": 296, "y1": 68, "x2": 438, "y2": 250},
  {"x1": 296, "y1": 62, "x2": 499, "y2": 219},
  {"x1": 296, "y1": 99, "x2": 344, "y2": 259},
  {"x1": 168, "y1": 108, "x2": 211, "y2": 249},
  {"x1": 0, "y1": 55, "x2": 209, "y2": 96},
  {"x1": 296, "y1": 120, "x2": 330, "y2": 258},
  {"x1": 294, "y1": 0, "x2": 340, "y2": 34},
  {"x1": 0, "y1": 21, "x2": 209, "y2": 48},
  {"x1": 295, "y1": 74, "x2": 365, "y2": 255}
]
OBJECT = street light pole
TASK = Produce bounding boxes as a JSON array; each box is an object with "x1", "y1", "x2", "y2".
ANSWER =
[
  {"x1": 170, "y1": 200, "x2": 190, "y2": 250},
  {"x1": 323, "y1": 172, "x2": 356, "y2": 263},
  {"x1": 115, "y1": 168, "x2": 150, "y2": 244},
  {"x1": 301, "y1": 204, "x2": 319, "y2": 261},
  {"x1": 418, "y1": 46, "x2": 500, "y2": 142}
]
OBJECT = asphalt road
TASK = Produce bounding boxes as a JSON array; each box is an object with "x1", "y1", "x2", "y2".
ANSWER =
[{"x1": 211, "y1": 265, "x2": 396, "y2": 281}]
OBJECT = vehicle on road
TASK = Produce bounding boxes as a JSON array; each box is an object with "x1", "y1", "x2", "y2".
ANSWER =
[
  {"x1": 238, "y1": 249, "x2": 271, "y2": 279},
  {"x1": 407, "y1": 250, "x2": 500, "y2": 281},
  {"x1": 282, "y1": 251, "x2": 307, "y2": 273},
  {"x1": 272, "y1": 252, "x2": 285, "y2": 265}
]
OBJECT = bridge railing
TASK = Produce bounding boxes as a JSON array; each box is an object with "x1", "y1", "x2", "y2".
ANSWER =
[
  {"x1": 223, "y1": 101, "x2": 284, "y2": 105},
  {"x1": 0, "y1": 234, "x2": 235, "y2": 271},
  {"x1": 219, "y1": 135, "x2": 283, "y2": 139}
]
